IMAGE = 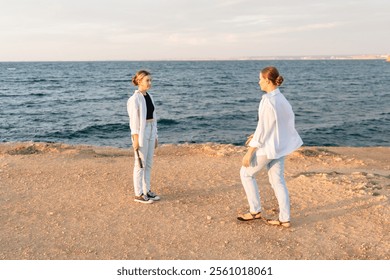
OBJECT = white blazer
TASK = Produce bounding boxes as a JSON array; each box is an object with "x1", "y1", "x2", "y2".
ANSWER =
[
  {"x1": 249, "y1": 88, "x2": 303, "y2": 159},
  {"x1": 127, "y1": 90, "x2": 158, "y2": 147}
]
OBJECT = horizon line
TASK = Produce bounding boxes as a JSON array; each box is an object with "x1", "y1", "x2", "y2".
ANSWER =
[{"x1": 1, "y1": 54, "x2": 389, "y2": 63}]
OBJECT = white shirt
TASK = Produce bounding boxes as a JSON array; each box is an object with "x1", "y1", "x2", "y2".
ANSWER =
[
  {"x1": 127, "y1": 90, "x2": 158, "y2": 146},
  {"x1": 249, "y1": 88, "x2": 303, "y2": 159}
]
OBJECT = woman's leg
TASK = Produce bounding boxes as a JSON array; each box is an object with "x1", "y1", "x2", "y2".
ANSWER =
[
  {"x1": 133, "y1": 147, "x2": 145, "y2": 196},
  {"x1": 240, "y1": 155, "x2": 271, "y2": 213},
  {"x1": 267, "y1": 157, "x2": 290, "y2": 222},
  {"x1": 133, "y1": 125, "x2": 152, "y2": 196},
  {"x1": 143, "y1": 126, "x2": 155, "y2": 193}
]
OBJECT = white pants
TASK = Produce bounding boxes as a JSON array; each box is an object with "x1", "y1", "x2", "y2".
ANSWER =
[
  {"x1": 133, "y1": 122, "x2": 156, "y2": 196},
  {"x1": 240, "y1": 155, "x2": 290, "y2": 222}
]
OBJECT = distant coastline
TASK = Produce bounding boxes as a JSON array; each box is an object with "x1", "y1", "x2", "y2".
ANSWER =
[
  {"x1": 1, "y1": 54, "x2": 389, "y2": 62},
  {"x1": 237, "y1": 54, "x2": 389, "y2": 61},
  {"x1": 180, "y1": 54, "x2": 390, "y2": 61}
]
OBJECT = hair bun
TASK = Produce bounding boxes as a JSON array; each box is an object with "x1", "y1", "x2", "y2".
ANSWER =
[
  {"x1": 275, "y1": 75, "x2": 284, "y2": 86},
  {"x1": 131, "y1": 76, "x2": 138, "y2": 86}
]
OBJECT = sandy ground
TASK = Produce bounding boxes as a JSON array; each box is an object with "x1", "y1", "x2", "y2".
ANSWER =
[{"x1": 0, "y1": 142, "x2": 389, "y2": 260}]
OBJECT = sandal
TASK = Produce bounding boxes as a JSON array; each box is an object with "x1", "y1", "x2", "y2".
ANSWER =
[
  {"x1": 266, "y1": 219, "x2": 291, "y2": 228},
  {"x1": 237, "y1": 212, "x2": 263, "y2": 221}
]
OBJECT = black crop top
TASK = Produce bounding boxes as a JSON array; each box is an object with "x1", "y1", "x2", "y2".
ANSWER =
[{"x1": 144, "y1": 92, "x2": 155, "y2": 120}]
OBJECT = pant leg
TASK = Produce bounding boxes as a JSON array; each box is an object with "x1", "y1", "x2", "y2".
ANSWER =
[
  {"x1": 133, "y1": 124, "x2": 152, "y2": 196},
  {"x1": 143, "y1": 123, "x2": 155, "y2": 193},
  {"x1": 267, "y1": 157, "x2": 290, "y2": 222},
  {"x1": 133, "y1": 146, "x2": 145, "y2": 196},
  {"x1": 240, "y1": 155, "x2": 271, "y2": 213}
]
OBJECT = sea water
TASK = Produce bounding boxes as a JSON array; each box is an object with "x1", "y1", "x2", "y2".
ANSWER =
[{"x1": 1, "y1": 60, "x2": 389, "y2": 147}]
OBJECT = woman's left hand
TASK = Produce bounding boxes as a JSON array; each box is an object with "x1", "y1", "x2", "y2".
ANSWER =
[{"x1": 155, "y1": 139, "x2": 158, "y2": 149}]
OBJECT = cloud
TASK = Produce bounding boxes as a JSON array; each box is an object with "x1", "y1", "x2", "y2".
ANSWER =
[
  {"x1": 1, "y1": 0, "x2": 389, "y2": 60},
  {"x1": 216, "y1": 0, "x2": 253, "y2": 7},
  {"x1": 167, "y1": 34, "x2": 208, "y2": 46},
  {"x1": 218, "y1": 15, "x2": 271, "y2": 26}
]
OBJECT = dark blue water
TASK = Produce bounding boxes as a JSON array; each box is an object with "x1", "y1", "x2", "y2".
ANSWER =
[{"x1": 1, "y1": 60, "x2": 389, "y2": 148}]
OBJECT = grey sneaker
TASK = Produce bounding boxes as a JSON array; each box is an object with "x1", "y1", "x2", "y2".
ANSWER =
[
  {"x1": 146, "y1": 191, "x2": 160, "y2": 201},
  {"x1": 134, "y1": 194, "x2": 153, "y2": 204}
]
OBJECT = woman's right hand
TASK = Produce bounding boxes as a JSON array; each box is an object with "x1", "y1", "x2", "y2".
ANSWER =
[
  {"x1": 132, "y1": 135, "x2": 139, "y2": 150},
  {"x1": 242, "y1": 148, "x2": 256, "y2": 167}
]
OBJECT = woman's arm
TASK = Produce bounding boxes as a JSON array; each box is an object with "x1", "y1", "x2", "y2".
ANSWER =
[
  {"x1": 132, "y1": 134, "x2": 139, "y2": 150},
  {"x1": 248, "y1": 99, "x2": 275, "y2": 149},
  {"x1": 127, "y1": 96, "x2": 140, "y2": 140}
]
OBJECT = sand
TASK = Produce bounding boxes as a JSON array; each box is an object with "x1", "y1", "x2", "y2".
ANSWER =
[{"x1": 0, "y1": 142, "x2": 389, "y2": 260}]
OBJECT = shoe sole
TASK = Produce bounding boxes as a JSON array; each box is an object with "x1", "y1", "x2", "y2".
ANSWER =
[
  {"x1": 237, "y1": 213, "x2": 263, "y2": 221},
  {"x1": 134, "y1": 199, "x2": 153, "y2": 204},
  {"x1": 266, "y1": 220, "x2": 291, "y2": 228},
  {"x1": 237, "y1": 216, "x2": 263, "y2": 221}
]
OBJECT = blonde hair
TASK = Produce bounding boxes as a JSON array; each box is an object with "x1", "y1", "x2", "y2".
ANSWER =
[
  {"x1": 132, "y1": 70, "x2": 151, "y2": 86},
  {"x1": 261, "y1": 66, "x2": 284, "y2": 86}
]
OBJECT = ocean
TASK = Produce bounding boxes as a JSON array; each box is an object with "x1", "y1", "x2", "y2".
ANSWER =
[{"x1": 1, "y1": 60, "x2": 389, "y2": 148}]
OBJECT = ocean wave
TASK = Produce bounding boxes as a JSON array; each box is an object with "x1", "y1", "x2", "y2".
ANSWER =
[
  {"x1": 42, "y1": 123, "x2": 129, "y2": 140},
  {"x1": 303, "y1": 115, "x2": 390, "y2": 146},
  {"x1": 30, "y1": 93, "x2": 46, "y2": 97},
  {"x1": 158, "y1": 119, "x2": 180, "y2": 125},
  {"x1": 105, "y1": 79, "x2": 129, "y2": 83},
  {"x1": 29, "y1": 78, "x2": 61, "y2": 83}
]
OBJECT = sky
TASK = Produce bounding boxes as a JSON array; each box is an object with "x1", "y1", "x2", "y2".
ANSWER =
[{"x1": 0, "y1": 0, "x2": 389, "y2": 61}]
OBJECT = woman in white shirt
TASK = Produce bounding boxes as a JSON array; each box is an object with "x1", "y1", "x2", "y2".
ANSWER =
[
  {"x1": 237, "y1": 66, "x2": 303, "y2": 227},
  {"x1": 127, "y1": 70, "x2": 160, "y2": 204}
]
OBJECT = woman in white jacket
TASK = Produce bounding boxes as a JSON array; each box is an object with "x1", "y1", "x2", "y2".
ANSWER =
[
  {"x1": 127, "y1": 70, "x2": 160, "y2": 203},
  {"x1": 237, "y1": 66, "x2": 303, "y2": 227}
]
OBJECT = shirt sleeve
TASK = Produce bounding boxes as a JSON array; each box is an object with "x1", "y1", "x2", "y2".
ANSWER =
[
  {"x1": 248, "y1": 99, "x2": 276, "y2": 148},
  {"x1": 127, "y1": 96, "x2": 140, "y2": 135}
]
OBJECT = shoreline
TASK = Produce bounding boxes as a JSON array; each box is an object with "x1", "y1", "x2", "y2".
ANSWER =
[
  {"x1": 1, "y1": 142, "x2": 389, "y2": 259},
  {"x1": 1, "y1": 140, "x2": 388, "y2": 150}
]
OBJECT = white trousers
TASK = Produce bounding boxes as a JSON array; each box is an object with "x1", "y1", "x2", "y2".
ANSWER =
[
  {"x1": 240, "y1": 155, "x2": 290, "y2": 222},
  {"x1": 133, "y1": 122, "x2": 156, "y2": 196}
]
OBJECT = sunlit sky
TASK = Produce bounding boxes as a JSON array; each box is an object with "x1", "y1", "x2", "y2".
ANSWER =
[{"x1": 1, "y1": 0, "x2": 389, "y2": 61}]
